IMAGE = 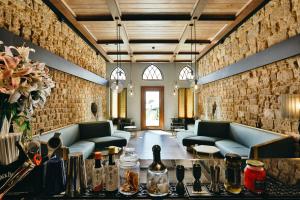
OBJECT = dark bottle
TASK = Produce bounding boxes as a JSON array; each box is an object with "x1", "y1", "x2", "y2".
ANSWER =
[
  {"x1": 193, "y1": 163, "x2": 202, "y2": 192},
  {"x1": 147, "y1": 145, "x2": 169, "y2": 197},
  {"x1": 176, "y1": 165, "x2": 185, "y2": 195},
  {"x1": 105, "y1": 147, "x2": 118, "y2": 192},
  {"x1": 92, "y1": 152, "x2": 104, "y2": 192}
]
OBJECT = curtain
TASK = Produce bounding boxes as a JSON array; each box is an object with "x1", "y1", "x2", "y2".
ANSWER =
[
  {"x1": 110, "y1": 88, "x2": 127, "y2": 118},
  {"x1": 178, "y1": 88, "x2": 194, "y2": 118}
]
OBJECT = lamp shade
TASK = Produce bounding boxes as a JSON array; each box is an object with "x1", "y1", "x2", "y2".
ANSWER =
[{"x1": 280, "y1": 94, "x2": 300, "y2": 119}]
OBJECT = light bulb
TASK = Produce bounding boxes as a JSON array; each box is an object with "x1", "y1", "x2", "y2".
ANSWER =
[
  {"x1": 194, "y1": 84, "x2": 198, "y2": 90},
  {"x1": 116, "y1": 85, "x2": 119, "y2": 90},
  {"x1": 129, "y1": 84, "x2": 133, "y2": 89},
  {"x1": 130, "y1": 90, "x2": 133, "y2": 96},
  {"x1": 175, "y1": 84, "x2": 178, "y2": 89},
  {"x1": 173, "y1": 90, "x2": 176, "y2": 96}
]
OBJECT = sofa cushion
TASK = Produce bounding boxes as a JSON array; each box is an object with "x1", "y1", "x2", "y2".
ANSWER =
[
  {"x1": 112, "y1": 130, "x2": 131, "y2": 143},
  {"x1": 86, "y1": 136, "x2": 127, "y2": 150},
  {"x1": 38, "y1": 124, "x2": 80, "y2": 147},
  {"x1": 183, "y1": 136, "x2": 222, "y2": 146},
  {"x1": 69, "y1": 140, "x2": 95, "y2": 159},
  {"x1": 177, "y1": 130, "x2": 196, "y2": 145},
  {"x1": 229, "y1": 123, "x2": 282, "y2": 148},
  {"x1": 79, "y1": 121, "x2": 111, "y2": 139},
  {"x1": 215, "y1": 139, "x2": 250, "y2": 158},
  {"x1": 197, "y1": 121, "x2": 230, "y2": 139}
]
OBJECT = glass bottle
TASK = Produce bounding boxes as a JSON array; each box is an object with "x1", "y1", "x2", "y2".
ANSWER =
[
  {"x1": 105, "y1": 147, "x2": 118, "y2": 192},
  {"x1": 92, "y1": 152, "x2": 104, "y2": 192},
  {"x1": 224, "y1": 153, "x2": 242, "y2": 194},
  {"x1": 147, "y1": 145, "x2": 169, "y2": 197},
  {"x1": 119, "y1": 147, "x2": 140, "y2": 195}
]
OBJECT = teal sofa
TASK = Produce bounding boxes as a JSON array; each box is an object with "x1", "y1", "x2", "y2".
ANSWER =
[
  {"x1": 177, "y1": 120, "x2": 295, "y2": 158},
  {"x1": 38, "y1": 121, "x2": 131, "y2": 159}
]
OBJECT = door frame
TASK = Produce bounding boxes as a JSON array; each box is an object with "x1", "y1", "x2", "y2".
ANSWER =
[{"x1": 141, "y1": 86, "x2": 164, "y2": 130}]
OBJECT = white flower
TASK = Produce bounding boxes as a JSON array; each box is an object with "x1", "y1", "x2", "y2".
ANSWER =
[{"x1": 8, "y1": 46, "x2": 35, "y2": 62}]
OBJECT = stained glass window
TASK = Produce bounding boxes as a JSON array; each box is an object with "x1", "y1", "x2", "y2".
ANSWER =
[
  {"x1": 179, "y1": 66, "x2": 193, "y2": 80},
  {"x1": 142, "y1": 64, "x2": 163, "y2": 80},
  {"x1": 110, "y1": 67, "x2": 126, "y2": 80}
]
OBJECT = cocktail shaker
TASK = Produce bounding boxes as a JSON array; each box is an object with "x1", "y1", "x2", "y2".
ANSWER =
[{"x1": 65, "y1": 152, "x2": 87, "y2": 197}]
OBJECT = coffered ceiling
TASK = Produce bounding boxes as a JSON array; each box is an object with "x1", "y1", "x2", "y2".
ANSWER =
[{"x1": 46, "y1": 0, "x2": 267, "y2": 63}]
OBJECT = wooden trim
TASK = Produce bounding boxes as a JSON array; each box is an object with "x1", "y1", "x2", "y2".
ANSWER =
[
  {"x1": 75, "y1": 14, "x2": 236, "y2": 22},
  {"x1": 185, "y1": 39, "x2": 211, "y2": 44},
  {"x1": 107, "y1": 51, "x2": 128, "y2": 55},
  {"x1": 97, "y1": 39, "x2": 210, "y2": 44},
  {"x1": 0, "y1": 28, "x2": 108, "y2": 85},
  {"x1": 97, "y1": 40, "x2": 123, "y2": 44},
  {"x1": 198, "y1": 34, "x2": 300, "y2": 85},
  {"x1": 172, "y1": 0, "x2": 208, "y2": 61},
  {"x1": 44, "y1": 0, "x2": 111, "y2": 62},
  {"x1": 141, "y1": 86, "x2": 164, "y2": 130},
  {"x1": 130, "y1": 39, "x2": 179, "y2": 44}
]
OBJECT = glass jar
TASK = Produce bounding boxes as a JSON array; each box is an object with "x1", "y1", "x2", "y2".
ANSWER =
[
  {"x1": 224, "y1": 153, "x2": 242, "y2": 194},
  {"x1": 147, "y1": 145, "x2": 169, "y2": 197},
  {"x1": 244, "y1": 160, "x2": 266, "y2": 194},
  {"x1": 119, "y1": 147, "x2": 140, "y2": 195}
]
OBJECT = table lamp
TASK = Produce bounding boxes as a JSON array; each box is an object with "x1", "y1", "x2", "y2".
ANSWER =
[{"x1": 280, "y1": 94, "x2": 300, "y2": 135}]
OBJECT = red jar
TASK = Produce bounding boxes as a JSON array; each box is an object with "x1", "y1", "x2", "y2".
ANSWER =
[{"x1": 244, "y1": 160, "x2": 266, "y2": 194}]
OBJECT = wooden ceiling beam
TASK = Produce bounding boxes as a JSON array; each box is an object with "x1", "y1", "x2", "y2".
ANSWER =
[
  {"x1": 172, "y1": 0, "x2": 208, "y2": 62},
  {"x1": 106, "y1": 0, "x2": 134, "y2": 62},
  {"x1": 76, "y1": 14, "x2": 235, "y2": 22},
  {"x1": 97, "y1": 39, "x2": 210, "y2": 44},
  {"x1": 45, "y1": 0, "x2": 111, "y2": 62},
  {"x1": 197, "y1": 0, "x2": 269, "y2": 61}
]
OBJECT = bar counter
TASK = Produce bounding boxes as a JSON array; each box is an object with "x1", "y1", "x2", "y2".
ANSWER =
[{"x1": 3, "y1": 159, "x2": 300, "y2": 200}]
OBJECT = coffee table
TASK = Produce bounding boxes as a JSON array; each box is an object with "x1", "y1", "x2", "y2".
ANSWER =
[
  {"x1": 193, "y1": 145, "x2": 220, "y2": 159},
  {"x1": 124, "y1": 125, "x2": 137, "y2": 137}
]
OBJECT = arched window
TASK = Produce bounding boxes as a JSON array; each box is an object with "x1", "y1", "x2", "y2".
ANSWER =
[
  {"x1": 142, "y1": 64, "x2": 163, "y2": 80},
  {"x1": 179, "y1": 66, "x2": 193, "y2": 80},
  {"x1": 110, "y1": 67, "x2": 126, "y2": 80}
]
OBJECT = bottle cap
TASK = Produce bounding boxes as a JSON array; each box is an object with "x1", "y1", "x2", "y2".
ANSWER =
[
  {"x1": 94, "y1": 151, "x2": 102, "y2": 160},
  {"x1": 152, "y1": 145, "x2": 161, "y2": 152},
  {"x1": 246, "y1": 160, "x2": 264, "y2": 167},
  {"x1": 225, "y1": 153, "x2": 241, "y2": 161}
]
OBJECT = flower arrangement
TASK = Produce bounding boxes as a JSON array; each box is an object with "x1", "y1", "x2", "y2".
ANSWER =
[{"x1": 0, "y1": 41, "x2": 55, "y2": 137}]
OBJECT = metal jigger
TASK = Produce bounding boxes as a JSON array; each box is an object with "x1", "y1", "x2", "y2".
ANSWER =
[
  {"x1": 192, "y1": 163, "x2": 202, "y2": 192},
  {"x1": 176, "y1": 165, "x2": 185, "y2": 195}
]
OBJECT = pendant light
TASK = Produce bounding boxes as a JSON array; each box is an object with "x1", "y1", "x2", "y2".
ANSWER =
[
  {"x1": 173, "y1": 55, "x2": 178, "y2": 96},
  {"x1": 193, "y1": 18, "x2": 198, "y2": 90},
  {"x1": 110, "y1": 22, "x2": 124, "y2": 93},
  {"x1": 128, "y1": 55, "x2": 134, "y2": 96}
]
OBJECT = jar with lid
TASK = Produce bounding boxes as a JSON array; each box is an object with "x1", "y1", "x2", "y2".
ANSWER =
[
  {"x1": 119, "y1": 147, "x2": 140, "y2": 195},
  {"x1": 224, "y1": 153, "x2": 242, "y2": 194},
  {"x1": 244, "y1": 160, "x2": 266, "y2": 194},
  {"x1": 147, "y1": 145, "x2": 169, "y2": 197}
]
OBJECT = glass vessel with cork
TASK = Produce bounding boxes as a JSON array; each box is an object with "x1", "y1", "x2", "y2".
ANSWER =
[
  {"x1": 147, "y1": 145, "x2": 169, "y2": 197},
  {"x1": 224, "y1": 153, "x2": 242, "y2": 194}
]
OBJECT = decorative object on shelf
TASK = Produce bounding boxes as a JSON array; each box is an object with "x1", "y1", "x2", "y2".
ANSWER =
[
  {"x1": 66, "y1": 152, "x2": 87, "y2": 197},
  {"x1": 119, "y1": 147, "x2": 140, "y2": 195},
  {"x1": 224, "y1": 153, "x2": 242, "y2": 194},
  {"x1": 147, "y1": 145, "x2": 169, "y2": 197},
  {"x1": 176, "y1": 165, "x2": 185, "y2": 195},
  {"x1": 244, "y1": 160, "x2": 266, "y2": 194},
  {"x1": 0, "y1": 41, "x2": 55, "y2": 138},
  {"x1": 91, "y1": 102, "x2": 98, "y2": 120},
  {"x1": 192, "y1": 162, "x2": 202, "y2": 193},
  {"x1": 110, "y1": 23, "x2": 124, "y2": 93}
]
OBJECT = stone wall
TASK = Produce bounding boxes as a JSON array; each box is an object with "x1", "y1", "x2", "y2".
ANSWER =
[
  {"x1": 198, "y1": 0, "x2": 300, "y2": 136},
  {"x1": 0, "y1": 0, "x2": 107, "y2": 134}
]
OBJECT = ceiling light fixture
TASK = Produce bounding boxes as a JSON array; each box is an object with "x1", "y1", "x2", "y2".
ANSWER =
[
  {"x1": 128, "y1": 55, "x2": 134, "y2": 96},
  {"x1": 110, "y1": 22, "x2": 124, "y2": 93}
]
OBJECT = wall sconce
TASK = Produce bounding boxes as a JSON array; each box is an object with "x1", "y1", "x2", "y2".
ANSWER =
[{"x1": 280, "y1": 94, "x2": 300, "y2": 134}]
